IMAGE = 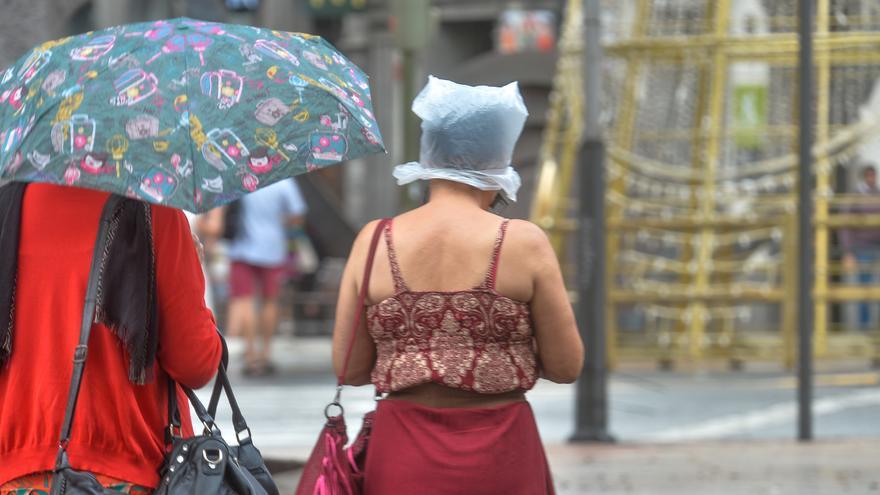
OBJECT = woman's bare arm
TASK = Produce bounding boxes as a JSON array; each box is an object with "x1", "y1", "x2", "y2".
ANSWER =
[
  {"x1": 515, "y1": 221, "x2": 584, "y2": 383},
  {"x1": 195, "y1": 206, "x2": 225, "y2": 239},
  {"x1": 331, "y1": 220, "x2": 381, "y2": 385}
]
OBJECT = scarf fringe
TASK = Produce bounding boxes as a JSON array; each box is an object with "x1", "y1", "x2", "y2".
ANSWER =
[{"x1": 94, "y1": 199, "x2": 158, "y2": 385}]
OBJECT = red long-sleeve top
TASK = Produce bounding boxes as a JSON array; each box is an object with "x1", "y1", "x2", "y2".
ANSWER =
[{"x1": 0, "y1": 184, "x2": 222, "y2": 488}]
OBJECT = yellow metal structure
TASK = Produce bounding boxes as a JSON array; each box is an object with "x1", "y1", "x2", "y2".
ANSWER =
[
  {"x1": 534, "y1": 0, "x2": 880, "y2": 368},
  {"x1": 531, "y1": 0, "x2": 583, "y2": 258}
]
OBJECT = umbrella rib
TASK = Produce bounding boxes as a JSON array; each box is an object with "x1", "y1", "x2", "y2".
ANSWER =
[{"x1": 181, "y1": 36, "x2": 200, "y2": 213}]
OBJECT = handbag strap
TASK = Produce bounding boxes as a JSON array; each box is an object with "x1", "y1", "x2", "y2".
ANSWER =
[
  {"x1": 212, "y1": 362, "x2": 250, "y2": 441},
  {"x1": 183, "y1": 382, "x2": 217, "y2": 432},
  {"x1": 338, "y1": 218, "x2": 389, "y2": 387},
  {"x1": 166, "y1": 378, "x2": 182, "y2": 443},
  {"x1": 167, "y1": 373, "x2": 218, "y2": 437},
  {"x1": 55, "y1": 195, "x2": 123, "y2": 459},
  {"x1": 169, "y1": 334, "x2": 254, "y2": 443},
  {"x1": 206, "y1": 332, "x2": 231, "y2": 419}
]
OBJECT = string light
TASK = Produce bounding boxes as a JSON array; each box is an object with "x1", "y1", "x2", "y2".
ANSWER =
[
  {"x1": 644, "y1": 303, "x2": 759, "y2": 324},
  {"x1": 619, "y1": 251, "x2": 782, "y2": 275},
  {"x1": 627, "y1": 226, "x2": 783, "y2": 245}
]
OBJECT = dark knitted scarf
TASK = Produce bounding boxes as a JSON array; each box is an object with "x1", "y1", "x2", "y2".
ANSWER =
[{"x1": 0, "y1": 183, "x2": 158, "y2": 384}]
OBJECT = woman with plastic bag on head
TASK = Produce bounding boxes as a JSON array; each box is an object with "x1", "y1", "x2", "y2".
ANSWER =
[{"x1": 332, "y1": 76, "x2": 584, "y2": 494}]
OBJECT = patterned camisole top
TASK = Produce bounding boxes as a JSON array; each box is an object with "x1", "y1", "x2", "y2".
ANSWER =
[{"x1": 366, "y1": 219, "x2": 539, "y2": 394}]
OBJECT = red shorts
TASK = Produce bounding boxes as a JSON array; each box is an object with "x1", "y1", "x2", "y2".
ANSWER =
[{"x1": 229, "y1": 261, "x2": 287, "y2": 299}]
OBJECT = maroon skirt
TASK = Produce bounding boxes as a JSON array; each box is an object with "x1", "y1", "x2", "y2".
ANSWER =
[{"x1": 363, "y1": 399, "x2": 555, "y2": 495}]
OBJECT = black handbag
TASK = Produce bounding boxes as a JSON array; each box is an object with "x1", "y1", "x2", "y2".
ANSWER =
[
  {"x1": 154, "y1": 339, "x2": 279, "y2": 495},
  {"x1": 154, "y1": 370, "x2": 270, "y2": 495},
  {"x1": 50, "y1": 196, "x2": 132, "y2": 495}
]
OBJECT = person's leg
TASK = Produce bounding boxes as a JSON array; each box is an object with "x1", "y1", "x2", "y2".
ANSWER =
[
  {"x1": 228, "y1": 261, "x2": 259, "y2": 368},
  {"x1": 256, "y1": 265, "x2": 287, "y2": 370},
  {"x1": 259, "y1": 298, "x2": 280, "y2": 366},
  {"x1": 857, "y1": 250, "x2": 874, "y2": 330},
  {"x1": 869, "y1": 250, "x2": 880, "y2": 330},
  {"x1": 845, "y1": 256, "x2": 861, "y2": 331}
]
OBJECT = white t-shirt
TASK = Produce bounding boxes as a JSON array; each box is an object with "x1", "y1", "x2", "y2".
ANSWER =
[{"x1": 227, "y1": 179, "x2": 307, "y2": 267}]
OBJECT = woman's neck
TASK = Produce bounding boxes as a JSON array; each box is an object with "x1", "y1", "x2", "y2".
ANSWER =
[{"x1": 427, "y1": 180, "x2": 490, "y2": 209}]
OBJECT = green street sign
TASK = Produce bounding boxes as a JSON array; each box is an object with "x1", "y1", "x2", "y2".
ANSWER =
[
  {"x1": 307, "y1": 0, "x2": 367, "y2": 17},
  {"x1": 733, "y1": 83, "x2": 768, "y2": 150}
]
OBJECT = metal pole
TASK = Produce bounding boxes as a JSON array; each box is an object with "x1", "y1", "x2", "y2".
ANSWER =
[
  {"x1": 797, "y1": 0, "x2": 815, "y2": 442},
  {"x1": 185, "y1": 0, "x2": 226, "y2": 21},
  {"x1": 571, "y1": 0, "x2": 612, "y2": 443},
  {"x1": 402, "y1": 47, "x2": 419, "y2": 166},
  {"x1": 398, "y1": 48, "x2": 420, "y2": 211},
  {"x1": 391, "y1": 0, "x2": 429, "y2": 210},
  {"x1": 92, "y1": 0, "x2": 133, "y2": 28}
]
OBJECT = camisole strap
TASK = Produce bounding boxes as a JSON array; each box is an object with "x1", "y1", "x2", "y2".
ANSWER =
[
  {"x1": 383, "y1": 219, "x2": 410, "y2": 293},
  {"x1": 482, "y1": 219, "x2": 510, "y2": 290}
]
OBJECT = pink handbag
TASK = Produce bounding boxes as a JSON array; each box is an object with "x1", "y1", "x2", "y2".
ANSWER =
[{"x1": 295, "y1": 219, "x2": 388, "y2": 495}]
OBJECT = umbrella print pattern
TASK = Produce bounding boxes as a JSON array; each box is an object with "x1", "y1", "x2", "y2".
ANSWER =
[{"x1": 0, "y1": 18, "x2": 384, "y2": 212}]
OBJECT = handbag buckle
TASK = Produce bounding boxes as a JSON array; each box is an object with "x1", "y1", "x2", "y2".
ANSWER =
[
  {"x1": 202, "y1": 448, "x2": 224, "y2": 470},
  {"x1": 73, "y1": 345, "x2": 88, "y2": 363},
  {"x1": 200, "y1": 420, "x2": 214, "y2": 436},
  {"x1": 324, "y1": 401, "x2": 344, "y2": 419},
  {"x1": 167, "y1": 424, "x2": 182, "y2": 441},
  {"x1": 324, "y1": 385, "x2": 345, "y2": 419},
  {"x1": 236, "y1": 427, "x2": 252, "y2": 444}
]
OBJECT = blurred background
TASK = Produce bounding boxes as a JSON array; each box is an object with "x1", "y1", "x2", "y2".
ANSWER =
[{"x1": 3, "y1": 0, "x2": 880, "y2": 492}]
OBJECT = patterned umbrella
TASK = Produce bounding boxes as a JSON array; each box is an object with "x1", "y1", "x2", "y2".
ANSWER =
[{"x1": 0, "y1": 18, "x2": 384, "y2": 212}]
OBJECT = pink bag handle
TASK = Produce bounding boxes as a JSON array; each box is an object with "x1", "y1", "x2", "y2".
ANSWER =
[{"x1": 338, "y1": 218, "x2": 390, "y2": 387}]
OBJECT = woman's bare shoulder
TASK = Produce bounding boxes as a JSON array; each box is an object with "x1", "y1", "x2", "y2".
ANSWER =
[
  {"x1": 506, "y1": 219, "x2": 552, "y2": 248},
  {"x1": 504, "y1": 219, "x2": 556, "y2": 266},
  {"x1": 357, "y1": 218, "x2": 386, "y2": 238},
  {"x1": 350, "y1": 218, "x2": 388, "y2": 256}
]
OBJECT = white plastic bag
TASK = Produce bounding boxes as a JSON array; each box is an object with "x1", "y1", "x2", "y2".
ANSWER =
[{"x1": 393, "y1": 76, "x2": 528, "y2": 201}]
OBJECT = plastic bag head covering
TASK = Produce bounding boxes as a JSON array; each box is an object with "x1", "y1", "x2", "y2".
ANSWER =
[{"x1": 393, "y1": 76, "x2": 529, "y2": 202}]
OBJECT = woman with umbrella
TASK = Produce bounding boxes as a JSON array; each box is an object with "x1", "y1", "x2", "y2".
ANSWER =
[
  {"x1": 331, "y1": 77, "x2": 584, "y2": 494},
  {"x1": 0, "y1": 182, "x2": 223, "y2": 492},
  {"x1": 0, "y1": 18, "x2": 384, "y2": 493}
]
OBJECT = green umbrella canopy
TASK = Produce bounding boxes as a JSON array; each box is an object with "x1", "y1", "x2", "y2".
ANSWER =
[{"x1": 0, "y1": 18, "x2": 384, "y2": 212}]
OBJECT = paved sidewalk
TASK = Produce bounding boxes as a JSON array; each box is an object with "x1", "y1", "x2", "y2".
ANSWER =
[
  {"x1": 547, "y1": 440, "x2": 880, "y2": 494},
  {"x1": 270, "y1": 440, "x2": 880, "y2": 494},
  {"x1": 209, "y1": 336, "x2": 880, "y2": 449},
  {"x1": 206, "y1": 336, "x2": 880, "y2": 493}
]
